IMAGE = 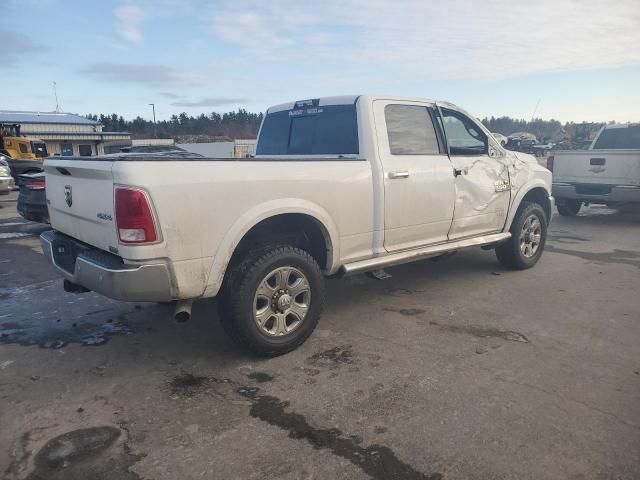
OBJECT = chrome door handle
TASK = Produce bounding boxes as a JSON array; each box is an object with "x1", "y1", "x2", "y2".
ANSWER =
[{"x1": 388, "y1": 170, "x2": 409, "y2": 179}]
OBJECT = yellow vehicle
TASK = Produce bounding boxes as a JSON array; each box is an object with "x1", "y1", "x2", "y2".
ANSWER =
[{"x1": 0, "y1": 123, "x2": 49, "y2": 160}]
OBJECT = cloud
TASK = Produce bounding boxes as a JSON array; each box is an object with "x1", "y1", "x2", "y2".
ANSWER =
[
  {"x1": 159, "y1": 92, "x2": 183, "y2": 99},
  {"x1": 170, "y1": 97, "x2": 247, "y2": 107},
  {"x1": 114, "y1": 4, "x2": 146, "y2": 44},
  {"x1": 81, "y1": 63, "x2": 204, "y2": 86},
  {"x1": 207, "y1": 0, "x2": 640, "y2": 79},
  {"x1": 0, "y1": 30, "x2": 47, "y2": 67}
]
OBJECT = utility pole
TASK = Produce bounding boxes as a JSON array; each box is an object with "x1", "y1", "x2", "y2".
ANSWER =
[
  {"x1": 148, "y1": 103, "x2": 156, "y2": 138},
  {"x1": 53, "y1": 81, "x2": 62, "y2": 112},
  {"x1": 530, "y1": 98, "x2": 541, "y2": 123}
]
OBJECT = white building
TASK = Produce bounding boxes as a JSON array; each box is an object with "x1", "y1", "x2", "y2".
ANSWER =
[
  {"x1": 0, "y1": 110, "x2": 131, "y2": 156},
  {"x1": 177, "y1": 139, "x2": 257, "y2": 158}
]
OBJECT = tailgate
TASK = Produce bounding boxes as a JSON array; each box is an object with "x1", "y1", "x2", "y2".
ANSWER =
[
  {"x1": 44, "y1": 159, "x2": 119, "y2": 252},
  {"x1": 553, "y1": 151, "x2": 640, "y2": 185}
]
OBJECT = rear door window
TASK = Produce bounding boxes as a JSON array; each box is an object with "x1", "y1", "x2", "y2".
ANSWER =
[
  {"x1": 384, "y1": 104, "x2": 440, "y2": 155},
  {"x1": 256, "y1": 104, "x2": 359, "y2": 155},
  {"x1": 593, "y1": 126, "x2": 640, "y2": 149}
]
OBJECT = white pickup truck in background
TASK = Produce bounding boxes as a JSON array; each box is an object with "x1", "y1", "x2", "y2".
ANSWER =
[
  {"x1": 40, "y1": 95, "x2": 552, "y2": 355},
  {"x1": 549, "y1": 123, "x2": 640, "y2": 216}
]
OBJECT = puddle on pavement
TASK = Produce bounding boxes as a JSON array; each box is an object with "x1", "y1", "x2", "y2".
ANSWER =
[
  {"x1": 0, "y1": 280, "x2": 150, "y2": 349},
  {"x1": 237, "y1": 386, "x2": 442, "y2": 480},
  {"x1": 21, "y1": 426, "x2": 143, "y2": 480},
  {"x1": 548, "y1": 231, "x2": 591, "y2": 244},
  {"x1": 247, "y1": 371, "x2": 274, "y2": 383},
  {"x1": 429, "y1": 321, "x2": 529, "y2": 343},
  {"x1": 166, "y1": 372, "x2": 233, "y2": 399},
  {"x1": 168, "y1": 373, "x2": 210, "y2": 398},
  {"x1": 306, "y1": 345, "x2": 355, "y2": 368},
  {"x1": 544, "y1": 246, "x2": 640, "y2": 269},
  {"x1": 0, "y1": 313, "x2": 135, "y2": 349}
]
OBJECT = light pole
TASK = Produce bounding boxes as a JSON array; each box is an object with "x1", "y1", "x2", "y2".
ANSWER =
[{"x1": 148, "y1": 103, "x2": 156, "y2": 138}]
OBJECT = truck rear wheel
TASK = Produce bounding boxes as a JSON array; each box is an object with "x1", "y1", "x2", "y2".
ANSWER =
[
  {"x1": 557, "y1": 199, "x2": 581, "y2": 216},
  {"x1": 496, "y1": 201, "x2": 547, "y2": 270},
  {"x1": 218, "y1": 245, "x2": 325, "y2": 356}
]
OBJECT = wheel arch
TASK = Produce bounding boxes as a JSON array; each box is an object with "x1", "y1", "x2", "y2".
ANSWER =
[
  {"x1": 203, "y1": 200, "x2": 340, "y2": 298},
  {"x1": 506, "y1": 182, "x2": 552, "y2": 229}
]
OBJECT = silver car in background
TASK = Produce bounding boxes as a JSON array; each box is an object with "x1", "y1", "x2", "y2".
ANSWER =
[{"x1": 0, "y1": 158, "x2": 15, "y2": 195}]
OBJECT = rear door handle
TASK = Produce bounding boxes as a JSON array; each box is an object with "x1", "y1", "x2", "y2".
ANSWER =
[{"x1": 388, "y1": 170, "x2": 409, "y2": 179}]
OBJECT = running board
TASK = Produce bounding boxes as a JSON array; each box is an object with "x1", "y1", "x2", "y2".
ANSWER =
[{"x1": 341, "y1": 232, "x2": 511, "y2": 275}]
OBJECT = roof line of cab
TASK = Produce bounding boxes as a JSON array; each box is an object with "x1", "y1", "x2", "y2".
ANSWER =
[{"x1": 266, "y1": 95, "x2": 451, "y2": 114}]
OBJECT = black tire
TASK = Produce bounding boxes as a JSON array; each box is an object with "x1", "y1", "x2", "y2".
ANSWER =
[
  {"x1": 496, "y1": 201, "x2": 548, "y2": 270},
  {"x1": 218, "y1": 245, "x2": 325, "y2": 356},
  {"x1": 556, "y1": 199, "x2": 581, "y2": 216}
]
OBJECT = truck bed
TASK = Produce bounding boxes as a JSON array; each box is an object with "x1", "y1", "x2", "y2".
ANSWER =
[
  {"x1": 552, "y1": 149, "x2": 640, "y2": 186},
  {"x1": 43, "y1": 154, "x2": 374, "y2": 298}
]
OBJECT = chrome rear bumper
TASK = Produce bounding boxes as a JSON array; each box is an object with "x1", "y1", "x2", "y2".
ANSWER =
[
  {"x1": 553, "y1": 183, "x2": 640, "y2": 203},
  {"x1": 40, "y1": 230, "x2": 173, "y2": 302}
]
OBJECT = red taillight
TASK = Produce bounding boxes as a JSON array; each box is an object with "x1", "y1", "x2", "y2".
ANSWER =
[
  {"x1": 26, "y1": 180, "x2": 46, "y2": 190},
  {"x1": 546, "y1": 155, "x2": 554, "y2": 172},
  {"x1": 115, "y1": 187, "x2": 157, "y2": 244}
]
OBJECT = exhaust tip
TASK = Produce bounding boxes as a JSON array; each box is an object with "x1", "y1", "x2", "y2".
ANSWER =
[{"x1": 174, "y1": 300, "x2": 193, "y2": 323}]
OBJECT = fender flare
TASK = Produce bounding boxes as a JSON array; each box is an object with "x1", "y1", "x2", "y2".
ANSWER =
[
  {"x1": 202, "y1": 199, "x2": 340, "y2": 297},
  {"x1": 505, "y1": 180, "x2": 551, "y2": 229}
]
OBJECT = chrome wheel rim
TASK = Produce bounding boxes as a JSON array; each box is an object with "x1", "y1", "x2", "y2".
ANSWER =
[
  {"x1": 520, "y1": 214, "x2": 542, "y2": 258},
  {"x1": 253, "y1": 267, "x2": 311, "y2": 336}
]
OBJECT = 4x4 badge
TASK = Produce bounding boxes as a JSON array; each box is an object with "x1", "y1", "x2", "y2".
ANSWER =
[{"x1": 64, "y1": 185, "x2": 72, "y2": 207}]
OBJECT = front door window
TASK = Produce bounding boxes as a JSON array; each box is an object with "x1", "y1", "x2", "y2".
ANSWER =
[{"x1": 441, "y1": 109, "x2": 488, "y2": 156}]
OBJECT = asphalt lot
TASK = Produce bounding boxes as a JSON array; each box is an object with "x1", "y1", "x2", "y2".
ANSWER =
[{"x1": 1, "y1": 190, "x2": 639, "y2": 480}]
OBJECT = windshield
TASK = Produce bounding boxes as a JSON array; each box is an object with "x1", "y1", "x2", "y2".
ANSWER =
[
  {"x1": 0, "y1": 124, "x2": 20, "y2": 137},
  {"x1": 256, "y1": 104, "x2": 359, "y2": 156},
  {"x1": 593, "y1": 126, "x2": 640, "y2": 149},
  {"x1": 31, "y1": 142, "x2": 48, "y2": 158}
]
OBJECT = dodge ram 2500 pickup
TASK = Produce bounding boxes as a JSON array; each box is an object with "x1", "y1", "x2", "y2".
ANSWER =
[
  {"x1": 549, "y1": 123, "x2": 640, "y2": 215},
  {"x1": 40, "y1": 95, "x2": 553, "y2": 355}
]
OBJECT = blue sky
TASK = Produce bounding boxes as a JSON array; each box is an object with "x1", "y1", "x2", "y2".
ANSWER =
[{"x1": 3, "y1": 0, "x2": 640, "y2": 122}]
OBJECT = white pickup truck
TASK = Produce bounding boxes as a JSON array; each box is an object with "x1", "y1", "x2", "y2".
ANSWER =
[
  {"x1": 549, "y1": 123, "x2": 640, "y2": 215},
  {"x1": 41, "y1": 95, "x2": 552, "y2": 355}
]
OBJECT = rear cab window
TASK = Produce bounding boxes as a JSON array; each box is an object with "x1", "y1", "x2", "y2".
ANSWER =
[
  {"x1": 256, "y1": 99, "x2": 359, "y2": 156},
  {"x1": 593, "y1": 125, "x2": 640, "y2": 149}
]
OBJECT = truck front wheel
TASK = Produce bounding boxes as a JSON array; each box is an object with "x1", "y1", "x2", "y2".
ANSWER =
[
  {"x1": 218, "y1": 245, "x2": 325, "y2": 356},
  {"x1": 556, "y1": 199, "x2": 581, "y2": 216},
  {"x1": 496, "y1": 201, "x2": 548, "y2": 270}
]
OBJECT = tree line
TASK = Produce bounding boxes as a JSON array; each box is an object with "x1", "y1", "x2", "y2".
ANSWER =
[
  {"x1": 85, "y1": 110, "x2": 263, "y2": 142},
  {"x1": 481, "y1": 116, "x2": 613, "y2": 148}
]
